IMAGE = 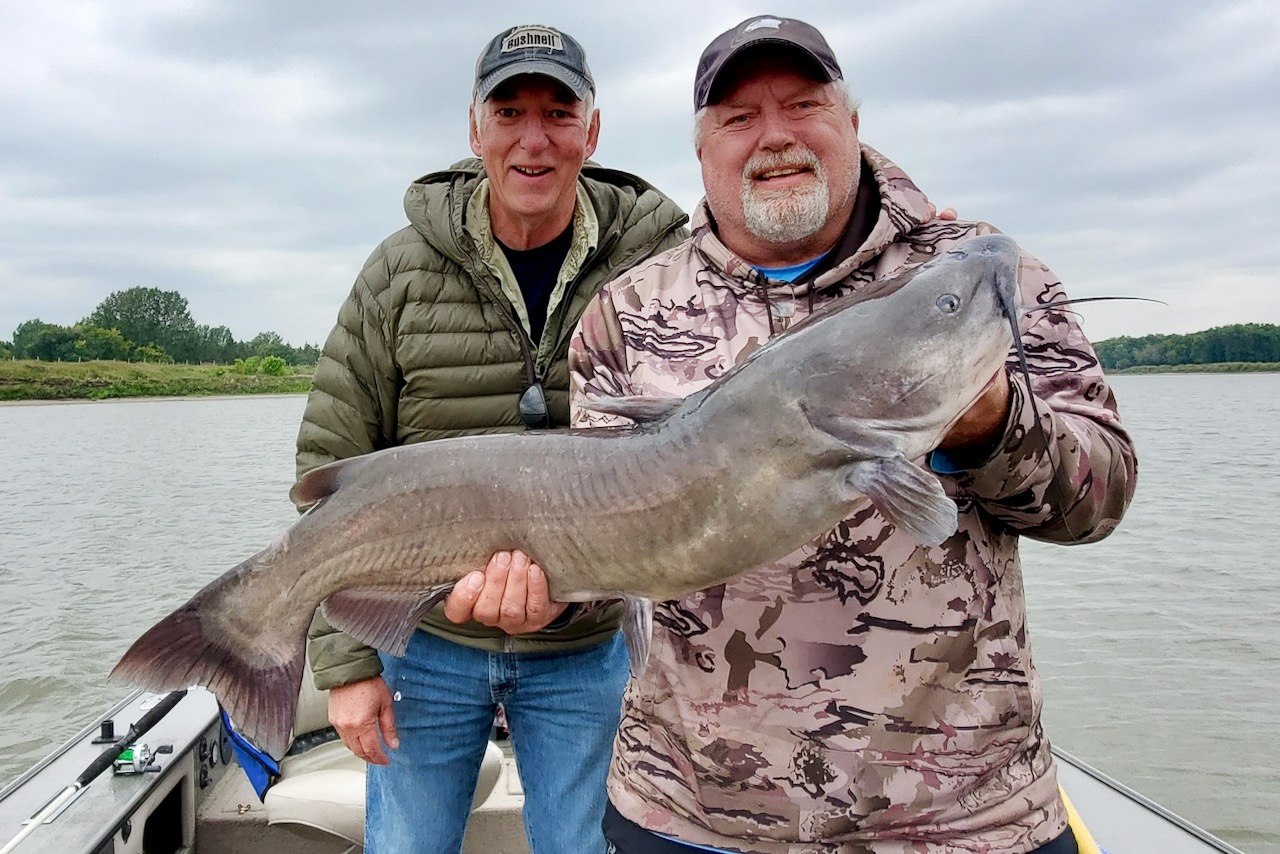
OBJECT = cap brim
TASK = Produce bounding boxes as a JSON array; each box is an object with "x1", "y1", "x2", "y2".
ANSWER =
[
  {"x1": 476, "y1": 60, "x2": 592, "y2": 102},
  {"x1": 736, "y1": 38, "x2": 835, "y2": 77},
  {"x1": 698, "y1": 39, "x2": 838, "y2": 108}
]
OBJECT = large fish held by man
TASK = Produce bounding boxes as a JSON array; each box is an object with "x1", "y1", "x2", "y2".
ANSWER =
[{"x1": 113, "y1": 234, "x2": 1032, "y2": 758}]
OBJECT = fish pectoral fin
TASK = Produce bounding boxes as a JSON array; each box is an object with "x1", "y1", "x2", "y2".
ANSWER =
[
  {"x1": 622, "y1": 595, "x2": 654, "y2": 675},
  {"x1": 581, "y1": 395, "x2": 682, "y2": 424},
  {"x1": 321, "y1": 586, "x2": 454, "y2": 656},
  {"x1": 846, "y1": 456, "x2": 959, "y2": 546}
]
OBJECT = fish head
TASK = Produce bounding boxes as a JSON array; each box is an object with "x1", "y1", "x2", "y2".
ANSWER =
[{"x1": 800, "y1": 233, "x2": 1021, "y2": 455}]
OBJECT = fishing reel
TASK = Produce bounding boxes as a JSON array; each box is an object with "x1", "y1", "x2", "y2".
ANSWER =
[{"x1": 112, "y1": 742, "x2": 173, "y2": 775}]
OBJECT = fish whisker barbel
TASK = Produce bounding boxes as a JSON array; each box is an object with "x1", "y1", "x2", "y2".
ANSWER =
[{"x1": 1022, "y1": 295, "x2": 1168, "y2": 314}]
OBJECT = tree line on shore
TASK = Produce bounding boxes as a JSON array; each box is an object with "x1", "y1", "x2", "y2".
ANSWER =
[
  {"x1": 0, "y1": 287, "x2": 320, "y2": 367},
  {"x1": 1093, "y1": 323, "x2": 1280, "y2": 370}
]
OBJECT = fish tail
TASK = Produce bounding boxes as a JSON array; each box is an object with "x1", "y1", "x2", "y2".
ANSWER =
[{"x1": 110, "y1": 593, "x2": 304, "y2": 759}]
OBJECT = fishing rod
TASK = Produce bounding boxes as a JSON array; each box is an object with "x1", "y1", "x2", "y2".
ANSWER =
[{"x1": 0, "y1": 689, "x2": 187, "y2": 854}]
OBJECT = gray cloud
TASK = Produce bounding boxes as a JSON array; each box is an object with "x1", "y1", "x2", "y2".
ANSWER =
[{"x1": 2, "y1": 0, "x2": 1276, "y2": 347}]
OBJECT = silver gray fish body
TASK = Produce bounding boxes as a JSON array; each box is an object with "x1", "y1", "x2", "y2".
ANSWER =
[{"x1": 112, "y1": 234, "x2": 1023, "y2": 757}]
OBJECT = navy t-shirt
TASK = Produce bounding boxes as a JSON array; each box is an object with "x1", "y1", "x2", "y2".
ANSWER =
[{"x1": 496, "y1": 224, "x2": 574, "y2": 343}]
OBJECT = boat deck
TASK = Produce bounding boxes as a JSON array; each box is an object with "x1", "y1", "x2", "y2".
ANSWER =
[
  {"x1": 198, "y1": 751, "x2": 1245, "y2": 854},
  {"x1": 0, "y1": 688, "x2": 1245, "y2": 854}
]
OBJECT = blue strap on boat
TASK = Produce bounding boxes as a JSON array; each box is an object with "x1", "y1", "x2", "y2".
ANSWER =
[{"x1": 219, "y1": 707, "x2": 280, "y2": 800}]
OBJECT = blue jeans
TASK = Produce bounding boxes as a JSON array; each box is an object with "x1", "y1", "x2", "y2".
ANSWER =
[{"x1": 366, "y1": 629, "x2": 630, "y2": 854}]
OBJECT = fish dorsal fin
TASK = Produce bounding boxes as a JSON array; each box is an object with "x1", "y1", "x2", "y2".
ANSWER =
[
  {"x1": 581, "y1": 395, "x2": 682, "y2": 424},
  {"x1": 290, "y1": 460, "x2": 350, "y2": 509},
  {"x1": 321, "y1": 586, "x2": 454, "y2": 656},
  {"x1": 845, "y1": 456, "x2": 958, "y2": 546}
]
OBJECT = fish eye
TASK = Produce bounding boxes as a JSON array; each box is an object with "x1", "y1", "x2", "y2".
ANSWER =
[{"x1": 936, "y1": 294, "x2": 960, "y2": 313}]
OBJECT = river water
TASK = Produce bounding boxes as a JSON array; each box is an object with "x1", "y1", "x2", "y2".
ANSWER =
[{"x1": 0, "y1": 376, "x2": 1276, "y2": 852}]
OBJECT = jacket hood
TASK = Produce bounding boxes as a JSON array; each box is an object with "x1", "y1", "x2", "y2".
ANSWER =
[
  {"x1": 403, "y1": 157, "x2": 687, "y2": 270},
  {"x1": 688, "y1": 143, "x2": 935, "y2": 301}
]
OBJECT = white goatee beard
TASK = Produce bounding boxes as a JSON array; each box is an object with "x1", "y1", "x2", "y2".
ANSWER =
[{"x1": 740, "y1": 149, "x2": 830, "y2": 244}]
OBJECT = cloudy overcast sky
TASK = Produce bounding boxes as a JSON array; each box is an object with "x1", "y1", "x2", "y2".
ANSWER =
[{"x1": 2, "y1": 0, "x2": 1277, "y2": 346}]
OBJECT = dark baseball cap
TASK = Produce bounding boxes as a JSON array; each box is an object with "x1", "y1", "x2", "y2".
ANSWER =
[
  {"x1": 474, "y1": 25, "x2": 595, "y2": 102},
  {"x1": 694, "y1": 16, "x2": 843, "y2": 109}
]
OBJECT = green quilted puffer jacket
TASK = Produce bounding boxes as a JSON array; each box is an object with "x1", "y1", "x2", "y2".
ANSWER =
[{"x1": 299, "y1": 158, "x2": 688, "y2": 690}]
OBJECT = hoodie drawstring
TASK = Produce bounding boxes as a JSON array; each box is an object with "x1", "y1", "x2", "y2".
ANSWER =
[{"x1": 758, "y1": 280, "x2": 798, "y2": 335}]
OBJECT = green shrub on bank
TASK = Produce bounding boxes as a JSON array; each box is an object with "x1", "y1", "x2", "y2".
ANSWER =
[{"x1": 229, "y1": 355, "x2": 286, "y2": 376}]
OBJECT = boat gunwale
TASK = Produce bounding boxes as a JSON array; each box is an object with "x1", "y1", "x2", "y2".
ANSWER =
[{"x1": 1051, "y1": 746, "x2": 1247, "y2": 854}]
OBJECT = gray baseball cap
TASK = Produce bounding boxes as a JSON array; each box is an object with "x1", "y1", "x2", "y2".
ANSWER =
[
  {"x1": 694, "y1": 16, "x2": 843, "y2": 109},
  {"x1": 474, "y1": 25, "x2": 595, "y2": 102}
]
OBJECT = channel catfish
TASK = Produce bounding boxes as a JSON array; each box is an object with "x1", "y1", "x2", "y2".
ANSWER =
[{"x1": 112, "y1": 233, "x2": 1025, "y2": 757}]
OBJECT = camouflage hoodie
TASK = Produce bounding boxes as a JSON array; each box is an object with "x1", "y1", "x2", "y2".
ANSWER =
[{"x1": 568, "y1": 145, "x2": 1136, "y2": 853}]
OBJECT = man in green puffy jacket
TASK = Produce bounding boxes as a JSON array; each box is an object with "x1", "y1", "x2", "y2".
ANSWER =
[{"x1": 295, "y1": 24, "x2": 688, "y2": 854}]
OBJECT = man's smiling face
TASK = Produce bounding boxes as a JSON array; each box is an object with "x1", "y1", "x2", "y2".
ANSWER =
[
  {"x1": 470, "y1": 76, "x2": 599, "y2": 247},
  {"x1": 698, "y1": 49, "x2": 860, "y2": 266}
]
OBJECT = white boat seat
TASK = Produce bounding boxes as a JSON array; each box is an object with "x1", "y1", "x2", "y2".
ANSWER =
[
  {"x1": 263, "y1": 655, "x2": 503, "y2": 849},
  {"x1": 265, "y1": 767, "x2": 368, "y2": 847}
]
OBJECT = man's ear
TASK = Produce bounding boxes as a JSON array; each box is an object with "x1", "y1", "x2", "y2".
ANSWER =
[
  {"x1": 469, "y1": 103, "x2": 483, "y2": 157},
  {"x1": 851, "y1": 111, "x2": 860, "y2": 134},
  {"x1": 584, "y1": 108, "x2": 601, "y2": 159}
]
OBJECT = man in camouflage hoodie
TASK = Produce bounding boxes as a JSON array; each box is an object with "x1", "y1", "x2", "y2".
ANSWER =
[{"x1": 570, "y1": 16, "x2": 1136, "y2": 854}]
